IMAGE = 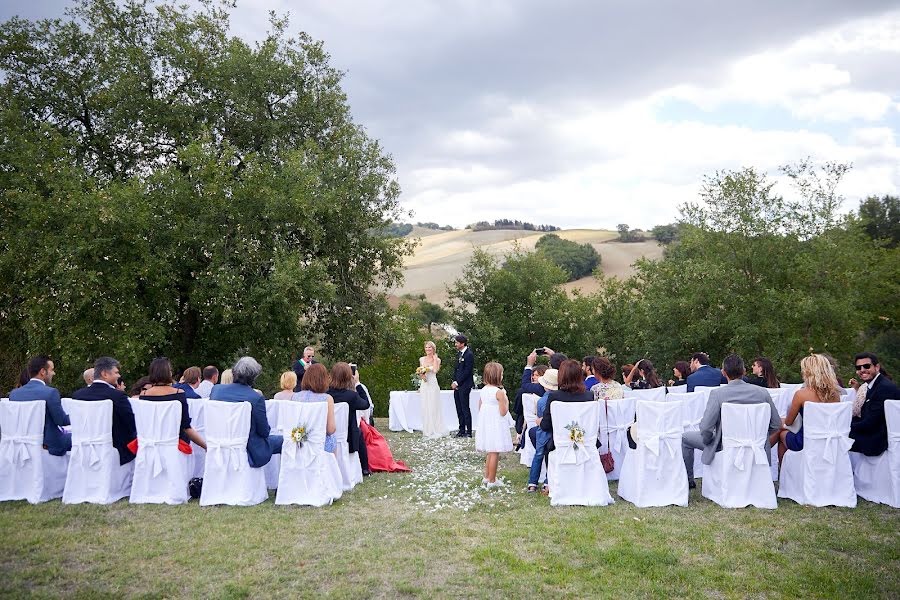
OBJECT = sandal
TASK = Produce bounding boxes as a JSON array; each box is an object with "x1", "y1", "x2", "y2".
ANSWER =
[{"x1": 526, "y1": 484, "x2": 538, "y2": 493}]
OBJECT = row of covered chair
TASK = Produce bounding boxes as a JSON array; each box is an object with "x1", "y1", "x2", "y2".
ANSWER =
[
  {"x1": 0, "y1": 398, "x2": 365, "y2": 507},
  {"x1": 540, "y1": 397, "x2": 900, "y2": 509}
]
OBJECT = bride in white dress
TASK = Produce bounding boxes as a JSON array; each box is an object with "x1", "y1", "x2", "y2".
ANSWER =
[{"x1": 419, "y1": 341, "x2": 446, "y2": 439}]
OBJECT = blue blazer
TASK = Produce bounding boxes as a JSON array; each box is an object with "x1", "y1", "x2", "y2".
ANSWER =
[
  {"x1": 173, "y1": 383, "x2": 201, "y2": 399},
  {"x1": 71, "y1": 382, "x2": 137, "y2": 465},
  {"x1": 687, "y1": 365, "x2": 727, "y2": 392},
  {"x1": 9, "y1": 380, "x2": 72, "y2": 456},
  {"x1": 209, "y1": 383, "x2": 273, "y2": 468}
]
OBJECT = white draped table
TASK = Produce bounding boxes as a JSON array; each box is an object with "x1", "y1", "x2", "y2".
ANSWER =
[{"x1": 388, "y1": 389, "x2": 514, "y2": 433}]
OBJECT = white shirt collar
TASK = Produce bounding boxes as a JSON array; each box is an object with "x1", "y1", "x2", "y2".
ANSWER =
[
  {"x1": 29, "y1": 378, "x2": 46, "y2": 386},
  {"x1": 868, "y1": 373, "x2": 880, "y2": 387},
  {"x1": 458, "y1": 346, "x2": 468, "y2": 353},
  {"x1": 93, "y1": 379, "x2": 115, "y2": 389}
]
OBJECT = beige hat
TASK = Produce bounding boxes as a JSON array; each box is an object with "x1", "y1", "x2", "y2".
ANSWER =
[{"x1": 538, "y1": 368, "x2": 558, "y2": 391}]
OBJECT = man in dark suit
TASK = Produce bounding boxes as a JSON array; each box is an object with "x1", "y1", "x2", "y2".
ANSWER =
[
  {"x1": 210, "y1": 356, "x2": 282, "y2": 468},
  {"x1": 686, "y1": 352, "x2": 728, "y2": 392},
  {"x1": 849, "y1": 352, "x2": 899, "y2": 456},
  {"x1": 9, "y1": 355, "x2": 71, "y2": 456},
  {"x1": 512, "y1": 350, "x2": 548, "y2": 442},
  {"x1": 681, "y1": 354, "x2": 781, "y2": 488},
  {"x1": 292, "y1": 346, "x2": 316, "y2": 392},
  {"x1": 72, "y1": 356, "x2": 137, "y2": 465},
  {"x1": 451, "y1": 334, "x2": 475, "y2": 437}
]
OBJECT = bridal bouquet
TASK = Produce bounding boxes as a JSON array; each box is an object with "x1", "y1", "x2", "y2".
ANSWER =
[
  {"x1": 289, "y1": 424, "x2": 309, "y2": 447},
  {"x1": 565, "y1": 421, "x2": 585, "y2": 451},
  {"x1": 409, "y1": 372, "x2": 423, "y2": 390}
]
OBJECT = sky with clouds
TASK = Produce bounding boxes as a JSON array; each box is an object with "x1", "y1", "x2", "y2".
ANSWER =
[{"x1": 4, "y1": 1, "x2": 900, "y2": 229}]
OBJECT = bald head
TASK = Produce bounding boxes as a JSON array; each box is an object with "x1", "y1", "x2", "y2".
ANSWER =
[{"x1": 83, "y1": 368, "x2": 94, "y2": 385}]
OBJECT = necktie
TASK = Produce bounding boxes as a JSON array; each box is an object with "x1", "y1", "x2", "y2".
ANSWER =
[{"x1": 853, "y1": 382, "x2": 868, "y2": 418}]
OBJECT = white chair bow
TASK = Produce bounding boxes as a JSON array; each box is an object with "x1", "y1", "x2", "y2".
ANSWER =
[
  {"x1": 136, "y1": 435, "x2": 178, "y2": 477},
  {"x1": 723, "y1": 434, "x2": 769, "y2": 470},
  {"x1": 556, "y1": 436, "x2": 592, "y2": 465},
  {"x1": 281, "y1": 433, "x2": 318, "y2": 468},
  {"x1": 642, "y1": 428, "x2": 682, "y2": 462},
  {"x1": 74, "y1": 434, "x2": 114, "y2": 469},
  {"x1": 4, "y1": 433, "x2": 42, "y2": 467},
  {"x1": 805, "y1": 429, "x2": 854, "y2": 464},
  {"x1": 601, "y1": 423, "x2": 630, "y2": 454},
  {"x1": 208, "y1": 437, "x2": 247, "y2": 470}
]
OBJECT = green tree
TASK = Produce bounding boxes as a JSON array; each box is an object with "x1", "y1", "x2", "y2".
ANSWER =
[
  {"x1": 534, "y1": 233, "x2": 600, "y2": 281},
  {"x1": 617, "y1": 224, "x2": 645, "y2": 243},
  {"x1": 857, "y1": 195, "x2": 900, "y2": 248},
  {"x1": 0, "y1": 0, "x2": 413, "y2": 391},
  {"x1": 650, "y1": 223, "x2": 680, "y2": 245}
]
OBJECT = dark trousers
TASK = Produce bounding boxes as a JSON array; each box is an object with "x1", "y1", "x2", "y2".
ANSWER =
[
  {"x1": 454, "y1": 384, "x2": 473, "y2": 433},
  {"x1": 357, "y1": 430, "x2": 370, "y2": 472}
]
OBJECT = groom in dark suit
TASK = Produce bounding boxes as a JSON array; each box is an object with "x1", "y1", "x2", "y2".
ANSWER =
[{"x1": 451, "y1": 334, "x2": 475, "y2": 437}]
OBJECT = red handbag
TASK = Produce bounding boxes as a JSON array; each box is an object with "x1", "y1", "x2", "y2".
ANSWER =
[{"x1": 599, "y1": 399, "x2": 615, "y2": 474}]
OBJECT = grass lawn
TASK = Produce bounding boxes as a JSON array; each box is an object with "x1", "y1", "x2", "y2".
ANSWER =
[{"x1": 2, "y1": 422, "x2": 898, "y2": 599}]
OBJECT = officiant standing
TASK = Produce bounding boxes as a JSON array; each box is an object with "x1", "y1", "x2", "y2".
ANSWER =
[{"x1": 451, "y1": 334, "x2": 475, "y2": 438}]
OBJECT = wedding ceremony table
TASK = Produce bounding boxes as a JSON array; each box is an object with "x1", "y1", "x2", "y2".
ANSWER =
[{"x1": 388, "y1": 389, "x2": 514, "y2": 433}]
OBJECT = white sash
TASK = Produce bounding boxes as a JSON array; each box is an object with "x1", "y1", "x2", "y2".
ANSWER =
[
  {"x1": 73, "y1": 433, "x2": 113, "y2": 469},
  {"x1": 556, "y1": 438, "x2": 592, "y2": 465},
  {"x1": 208, "y1": 437, "x2": 247, "y2": 470},
  {"x1": 722, "y1": 434, "x2": 768, "y2": 470},
  {"x1": 600, "y1": 423, "x2": 630, "y2": 453},
  {"x1": 642, "y1": 428, "x2": 682, "y2": 469},
  {"x1": 3, "y1": 434, "x2": 43, "y2": 467},
  {"x1": 136, "y1": 434, "x2": 179, "y2": 477},
  {"x1": 806, "y1": 429, "x2": 854, "y2": 464}
]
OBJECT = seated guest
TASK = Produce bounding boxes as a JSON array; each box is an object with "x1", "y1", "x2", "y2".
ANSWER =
[
  {"x1": 543, "y1": 348, "x2": 568, "y2": 370},
  {"x1": 173, "y1": 366, "x2": 202, "y2": 399},
  {"x1": 590, "y1": 357, "x2": 624, "y2": 400},
  {"x1": 195, "y1": 366, "x2": 218, "y2": 398},
  {"x1": 129, "y1": 376, "x2": 151, "y2": 398},
  {"x1": 209, "y1": 357, "x2": 281, "y2": 468},
  {"x1": 681, "y1": 354, "x2": 780, "y2": 488},
  {"x1": 219, "y1": 368, "x2": 233, "y2": 384},
  {"x1": 513, "y1": 350, "x2": 549, "y2": 441},
  {"x1": 583, "y1": 356, "x2": 599, "y2": 390},
  {"x1": 667, "y1": 360, "x2": 691, "y2": 387},
  {"x1": 625, "y1": 359, "x2": 662, "y2": 389},
  {"x1": 9, "y1": 355, "x2": 71, "y2": 456},
  {"x1": 82, "y1": 368, "x2": 94, "y2": 387},
  {"x1": 539, "y1": 359, "x2": 595, "y2": 445},
  {"x1": 292, "y1": 364, "x2": 337, "y2": 452},
  {"x1": 772, "y1": 354, "x2": 840, "y2": 464},
  {"x1": 686, "y1": 352, "x2": 727, "y2": 392},
  {"x1": 72, "y1": 356, "x2": 138, "y2": 465},
  {"x1": 848, "y1": 352, "x2": 899, "y2": 457},
  {"x1": 744, "y1": 357, "x2": 780, "y2": 388},
  {"x1": 328, "y1": 362, "x2": 372, "y2": 475},
  {"x1": 273, "y1": 371, "x2": 297, "y2": 400},
  {"x1": 526, "y1": 368, "x2": 558, "y2": 493},
  {"x1": 138, "y1": 357, "x2": 206, "y2": 451},
  {"x1": 621, "y1": 363, "x2": 634, "y2": 384}
]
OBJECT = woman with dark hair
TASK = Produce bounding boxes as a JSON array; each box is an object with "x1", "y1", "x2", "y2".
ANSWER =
[
  {"x1": 327, "y1": 362, "x2": 372, "y2": 475},
  {"x1": 539, "y1": 359, "x2": 594, "y2": 442},
  {"x1": 590, "y1": 357, "x2": 624, "y2": 401},
  {"x1": 129, "y1": 376, "x2": 152, "y2": 398},
  {"x1": 626, "y1": 359, "x2": 662, "y2": 389},
  {"x1": 744, "y1": 357, "x2": 780, "y2": 388},
  {"x1": 292, "y1": 363, "x2": 337, "y2": 452},
  {"x1": 667, "y1": 361, "x2": 691, "y2": 387},
  {"x1": 138, "y1": 357, "x2": 206, "y2": 451}
]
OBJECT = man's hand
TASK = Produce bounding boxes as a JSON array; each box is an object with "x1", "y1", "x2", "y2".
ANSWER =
[
  {"x1": 451, "y1": 381, "x2": 458, "y2": 390},
  {"x1": 526, "y1": 351, "x2": 537, "y2": 367},
  {"x1": 848, "y1": 378, "x2": 859, "y2": 390},
  {"x1": 544, "y1": 347, "x2": 555, "y2": 355}
]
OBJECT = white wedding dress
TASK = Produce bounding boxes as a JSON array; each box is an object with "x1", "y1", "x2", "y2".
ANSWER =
[{"x1": 420, "y1": 359, "x2": 446, "y2": 439}]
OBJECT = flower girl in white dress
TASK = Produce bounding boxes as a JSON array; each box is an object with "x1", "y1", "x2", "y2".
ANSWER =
[
  {"x1": 476, "y1": 361, "x2": 513, "y2": 486},
  {"x1": 419, "y1": 341, "x2": 446, "y2": 439}
]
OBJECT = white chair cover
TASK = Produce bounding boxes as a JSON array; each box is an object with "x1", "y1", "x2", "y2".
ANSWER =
[
  {"x1": 0, "y1": 400, "x2": 68, "y2": 504},
  {"x1": 62, "y1": 399, "x2": 133, "y2": 505},
  {"x1": 263, "y1": 400, "x2": 282, "y2": 490},
  {"x1": 129, "y1": 399, "x2": 190, "y2": 505},
  {"x1": 851, "y1": 399, "x2": 900, "y2": 507},
  {"x1": 546, "y1": 401, "x2": 613, "y2": 506},
  {"x1": 358, "y1": 383, "x2": 374, "y2": 424},
  {"x1": 766, "y1": 388, "x2": 790, "y2": 481},
  {"x1": 186, "y1": 397, "x2": 206, "y2": 479},
  {"x1": 702, "y1": 402, "x2": 776, "y2": 509},
  {"x1": 333, "y1": 402, "x2": 363, "y2": 491},
  {"x1": 200, "y1": 400, "x2": 268, "y2": 506},
  {"x1": 617, "y1": 400, "x2": 687, "y2": 507},
  {"x1": 780, "y1": 383, "x2": 803, "y2": 395},
  {"x1": 670, "y1": 391, "x2": 707, "y2": 479},
  {"x1": 519, "y1": 393, "x2": 539, "y2": 467},
  {"x1": 624, "y1": 387, "x2": 666, "y2": 403},
  {"x1": 666, "y1": 385, "x2": 687, "y2": 395},
  {"x1": 275, "y1": 401, "x2": 343, "y2": 506},
  {"x1": 778, "y1": 401, "x2": 856, "y2": 507},
  {"x1": 598, "y1": 397, "x2": 636, "y2": 481}
]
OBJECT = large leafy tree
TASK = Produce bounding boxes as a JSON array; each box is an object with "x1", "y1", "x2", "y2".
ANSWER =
[{"x1": 0, "y1": 0, "x2": 413, "y2": 391}]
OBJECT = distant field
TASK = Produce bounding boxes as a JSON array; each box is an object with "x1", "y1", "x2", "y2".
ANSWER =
[{"x1": 390, "y1": 228, "x2": 663, "y2": 303}]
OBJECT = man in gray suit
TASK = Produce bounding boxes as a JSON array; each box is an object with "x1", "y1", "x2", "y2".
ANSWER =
[{"x1": 681, "y1": 353, "x2": 781, "y2": 488}]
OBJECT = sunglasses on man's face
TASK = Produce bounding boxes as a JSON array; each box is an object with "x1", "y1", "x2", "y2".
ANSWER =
[{"x1": 855, "y1": 363, "x2": 873, "y2": 370}]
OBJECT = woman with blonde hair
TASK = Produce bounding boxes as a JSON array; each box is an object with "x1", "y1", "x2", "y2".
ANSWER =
[
  {"x1": 274, "y1": 371, "x2": 297, "y2": 400},
  {"x1": 219, "y1": 368, "x2": 233, "y2": 385},
  {"x1": 773, "y1": 353, "x2": 842, "y2": 464},
  {"x1": 419, "y1": 340, "x2": 446, "y2": 439}
]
